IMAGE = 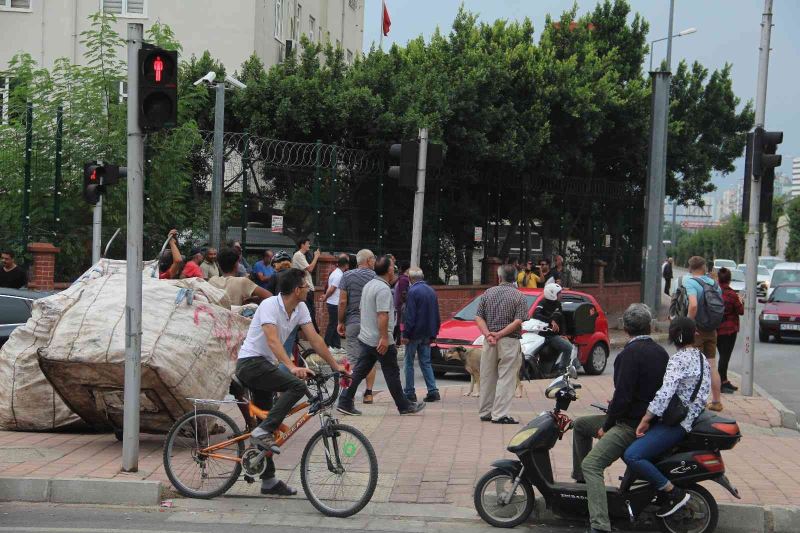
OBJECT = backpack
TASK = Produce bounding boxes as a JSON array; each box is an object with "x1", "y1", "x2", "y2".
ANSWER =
[
  {"x1": 669, "y1": 282, "x2": 689, "y2": 320},
  {"x1": 693, "y1": 278, "x2": 725, "y2": 331}
]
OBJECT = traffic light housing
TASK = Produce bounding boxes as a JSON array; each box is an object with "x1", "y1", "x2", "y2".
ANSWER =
[
  {"x1": 388, "y1": 141, "x2": 444, "y2": 189},
  {"x1": 752, "y1": 127, "x2": 783, "y2": 179},
  {"x1": 742, "y1": 127, "x2": 783, "y2": 224},
  {"x1": 82, "y1": 162, "x2": 128, "y2": 205},
  {"x1": 138, "y1": 45, "x2": 178, "y2": 131}
]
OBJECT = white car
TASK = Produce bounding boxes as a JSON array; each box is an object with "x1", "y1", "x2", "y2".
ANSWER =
[
  {"x1": 759, "y1": 256, "x2": 783, "y2": 272},
  {"x1": 766, "y1": 263, "x2": 800, "y2": 300},
  {"x1": 738, "y1": 264, "x2": 771, "y2": 296},
  {"x1": 713, "y1": 259, "x2": 738, "y2": 271},
  {"x1": 728, "y1": 269, "x2": 746, "y2": 294}
]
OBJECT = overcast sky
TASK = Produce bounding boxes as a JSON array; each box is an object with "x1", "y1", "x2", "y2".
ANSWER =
[{"x1": 362, "y1": 0, "x2": 799, "y2": 196}]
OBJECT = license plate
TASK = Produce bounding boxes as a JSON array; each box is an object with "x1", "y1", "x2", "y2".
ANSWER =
[{"x1": 779, "y1": 323, "x2": 800, "y2": 331}]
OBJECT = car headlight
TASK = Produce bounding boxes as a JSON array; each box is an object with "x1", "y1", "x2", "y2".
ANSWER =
[
  {"x1": 764, "y1": 280, "x2": 770, "y2": 288},
  {"x1": 762, "y1": 314, "x2": 779, "y2": 321}
]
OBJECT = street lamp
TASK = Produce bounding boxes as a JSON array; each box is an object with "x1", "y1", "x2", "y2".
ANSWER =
[{"x1": 649, "y1": 27, "x2": 697, "y2": 71}]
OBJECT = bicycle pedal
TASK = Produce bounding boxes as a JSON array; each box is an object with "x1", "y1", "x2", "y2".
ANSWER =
[{"x1": 244, "y1": 475, "x2": 255, "y2": 484}]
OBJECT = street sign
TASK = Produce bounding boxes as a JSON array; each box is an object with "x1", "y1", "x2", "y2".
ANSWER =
[
  {"x1": 271, "y1": 215, "x2": 284, "y2": 233},
  {"x1": 474, "y1": 226, "x2": 483, "y2": 242}
]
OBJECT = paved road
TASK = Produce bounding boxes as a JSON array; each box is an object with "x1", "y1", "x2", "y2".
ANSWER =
[{"x1": 0, "y1": 501, "x2": 577, "y2": 533}]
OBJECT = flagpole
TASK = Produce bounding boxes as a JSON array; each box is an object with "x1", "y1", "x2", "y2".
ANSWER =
[{"x1": 379, "y1": 0, "x2": 384, "y2": 49}]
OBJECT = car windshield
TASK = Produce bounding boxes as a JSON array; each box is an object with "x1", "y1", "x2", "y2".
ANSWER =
[
  {"x1": 453, "y1": 294, "x2": 539, "y2": 321},
  {"x1": 730, "y1": 270, "x2": 745, "y2": 283},
  {"x1": 771, "y1": 287, "x2": 800, "y2": 304},
  {"x1": 758, "y1": 266, "x2": 769, "y2": 276},
  {"x1": 715, "y1": 260, "x2": 737, "y2": 269},
  {"x1": 772, "y1": 269, "x2": 800, "y2": 287},
  {"x1": 760, "y1": 258, "x2": 782, "y2": 270}
]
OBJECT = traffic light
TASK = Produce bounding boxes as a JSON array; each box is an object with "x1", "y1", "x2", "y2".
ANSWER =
[
  {"x1": 388, "y1": 141, "x2": 444, "y2": 189},
  {"x1": 752, "y1": 127, "x2": 783, "y2": 179},
  {"x1": 742, "y1": 127, "x2": 783, "y2": 224},
  {"x1": 82, "y1": 162, "x2": 128, "y2": 205},
  {"x1": 138, "y1": 45, "x2": 178, "y2": 131}
]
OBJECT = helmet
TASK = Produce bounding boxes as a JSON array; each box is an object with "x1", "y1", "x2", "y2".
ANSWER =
[
  {"x1": 272, "y1": 251, "x2": 291, "y2": 264},
  {"x1": 543, "y1": 282, "x2": 562, "y2": 301}
]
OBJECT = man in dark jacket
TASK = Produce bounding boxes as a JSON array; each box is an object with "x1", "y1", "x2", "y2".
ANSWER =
[
  {"x1": 402, "y1": 267, "x2": 441, "y2": 402},
  {"x1": 531, "y1": 283, "x2": 573, "y2": 373},
  {"x1": 571, "y1": 303, "x2": 669, "y2": 533},
  {"x1": 663, "y1": 257, "x2": 673, "y2": 296}
]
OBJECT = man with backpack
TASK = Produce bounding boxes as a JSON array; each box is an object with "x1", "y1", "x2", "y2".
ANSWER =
[{"x1": 682, "y1": 256, "x2": 725, "y2": 412}]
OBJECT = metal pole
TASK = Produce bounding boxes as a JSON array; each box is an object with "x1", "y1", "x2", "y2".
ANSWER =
[
  {"x1": 649, "y1": 41, "x2": 654, "y2": 71},
  {"x1": 671, "y1": 201, "x2": 677, "y2": 250},
  {"x1": 92, "y1": 196, "x2": 102, "y2": 264},
  {"x1": 240, "y1": 133, "x2": 249, "y2": 254},
  {"x1": 313, "y1": 139, "x2": 322, "y2": 246},
  {"x1": 54, "y1": 106, "x2": 63, "y2": 227},
  {"x1": 741, "y1": 0, "x2": 774, "y2": 397},
  {"x1": 210, "y1": 82, "x2": 225, "y2": 250},
  {"x1": 665, "y1": 0, "x2": 675, "y2": 71},
  {"x1": 330, "y1": 146, "x2": 338, "y2": 249},
  {"x1": 377, "y1": 174, "x2": 384, "y2": 254},
  {"x1": 122, "y1": 22, "x2": 144, "y2": 472},
  {"x1": 23, "y1": 102, "x2": 32, "y2": 248},
  {"x1": 410, "y1": 128, "x2": 428, "y2": 268},
  {"x1": 642, "y1": 72, "x2": 671, "y2": 314}
]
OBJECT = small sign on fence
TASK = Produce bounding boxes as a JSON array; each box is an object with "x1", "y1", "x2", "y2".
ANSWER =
[
  {"x1": 271, "y1": 215, "x2": 284, "y2": 233},
  {"x1": 474, "y1": 226, "x2": 483, "y2": 242}
]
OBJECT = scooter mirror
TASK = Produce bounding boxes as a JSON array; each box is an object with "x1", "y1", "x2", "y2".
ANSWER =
[{"x1": 567, "y1": 366, "x2": 578, "y2": 379}]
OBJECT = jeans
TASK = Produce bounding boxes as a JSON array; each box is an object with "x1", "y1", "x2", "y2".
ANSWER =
[
  {"x1": 717, "y1": 332, "x2": 737, "y2": 383},
  {"x1": 582, "y1": 421, "x2": 637, "y2": 532},
  {"x1": 324, "y1": 304, "x2": 341, "y2": 348},
  {"x1": 623, "y1": 423, "x2": 687, "y2": 490},
  {"x1": 338, "y1": 341, "x2": 411, "y2": 412},
  {"x1": 306, "y1": 291, "x2": 318, "y2": 333},
  {"x1": 403, "y1": 340, "x2": 438, "y2": 396},
  {"x1": 545, "y1": 335, "x2": 573, "y2": 371}
]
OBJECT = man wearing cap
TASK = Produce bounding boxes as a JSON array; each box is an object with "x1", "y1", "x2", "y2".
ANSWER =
[{"x1": 181, "y1": 246, "x2": 205, "y2": 279}]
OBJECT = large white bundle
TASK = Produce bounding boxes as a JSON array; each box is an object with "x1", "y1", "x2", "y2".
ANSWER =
[{"x1": 0, "y1": 259, "x2": 248, "y2": 432}]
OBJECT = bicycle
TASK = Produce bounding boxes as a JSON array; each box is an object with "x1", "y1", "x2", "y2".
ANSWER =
[{"x1": 162, "y1": 353, "x2": 378, "y2": 518}]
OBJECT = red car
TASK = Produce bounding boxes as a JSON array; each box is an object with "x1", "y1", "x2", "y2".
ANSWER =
[
  {"x1": 431, "y1": 288, "x2": 611, "y2": 376},
  {"x1": 759, "y1": 282, "x2": 800, "y2": 342}
]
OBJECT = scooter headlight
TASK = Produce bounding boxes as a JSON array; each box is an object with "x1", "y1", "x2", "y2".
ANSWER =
[{"x1": 508, "y1": 428, "x2": 537, "y2": 447}]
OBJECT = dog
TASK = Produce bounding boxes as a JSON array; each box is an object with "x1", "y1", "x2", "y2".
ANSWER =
[{"x1": 444, "y1": 346, "x2": 523, "y2": 398}]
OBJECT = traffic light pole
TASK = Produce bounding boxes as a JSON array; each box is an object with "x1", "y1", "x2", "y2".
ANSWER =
[
  {"x1": 92, "y1": 197, "x2": 102, "y2": 264},
  {"x1": 209, "y1": 82, "x2": 225, "y2": 250},
  {"x1": 410, "y1": 128, "x2": 428, "y2": 269},
  {"x1": 741, "y1": 0, "x2": 774, "y2": 397},
  {"x1": 122, "y1": 22, "x2": 144, "y2": 472}
]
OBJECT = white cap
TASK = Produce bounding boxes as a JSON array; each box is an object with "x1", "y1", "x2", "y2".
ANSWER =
[{"x1": 543, "y1": 282, "x2": 562, "y2": 301}]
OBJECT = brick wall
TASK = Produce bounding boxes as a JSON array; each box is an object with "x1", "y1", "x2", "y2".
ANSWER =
[
  {"x1": 26, "y1": 242, "x2": 60, "y2": 291},
  {"x1": 573, "y1": 282, "x2": 641, "y2": 314}
]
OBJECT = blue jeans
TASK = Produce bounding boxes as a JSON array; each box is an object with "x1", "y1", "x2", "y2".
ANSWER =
[
  {"x1": 403, "y1": 340, "x2": 438, "y2": 396},
  {"x1": 623, "y1": 423, "x2": 687, "y2": 490}
]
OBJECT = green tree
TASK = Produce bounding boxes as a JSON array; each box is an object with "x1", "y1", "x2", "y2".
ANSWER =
[{"x1": 785, "y1": 197, "x2": 800, "y2": 262}]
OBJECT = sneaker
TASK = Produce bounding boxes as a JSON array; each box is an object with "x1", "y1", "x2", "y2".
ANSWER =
[
  {"x1": 363, "y1": 389, "x2": 374, "y2": 404},
  {"x1": 423, "y1": 391, "x2": 441, "y2": 402},
  {"x1": 405, "y1": 392, "x2": 418, "y2": 403},
  {"x1": 399, "y1": 401, "x2": 426, "y2": 415},
  {"x1": 261, "y1": 479, "x2": 297, "y2": 496},
  {"x1": 721, "y1": 382, "x2": 737, "y2": 394},
  {"x1": 656, "y1": 487, "x2": 690, "y2": 518},
  {"x1": 336, "y1": 402, "x2": 362, "y2": 416}
]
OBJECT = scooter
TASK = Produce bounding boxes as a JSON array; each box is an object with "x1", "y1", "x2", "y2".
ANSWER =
[
  {"x1": 474, "y1": 364, "x2": 742, "y2": 532},
  {"x1": 519, "y1": 318, "x2": 577, "y2": 380}
]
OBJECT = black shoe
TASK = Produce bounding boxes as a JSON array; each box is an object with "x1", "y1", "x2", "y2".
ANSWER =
[
  {"x1": 399, "y1": 401, "x2": 426, "y2": 415},
  {"x1": 656, "y1": 487, "x2": 690, "y2": 518},
  {"x1": 423, "y1": 391, "x2": 440, "y2": 402},
  {"x1": 721, "y1": 382, "x2": 737, "y2": 393},
  {"x1": 261, "y1": 480, "x2": 297, "y2": 496},
  {"x1": 405, "y1": 392, "x2": 418, "y2": 403},
  {"x1": 480, "y1": 414, "x2": 492, "y2": 422},
  {"x1": 491, "y1": 416, "x2": 519, "y2": 424},
  {"x1": 336, "y1": 402, "x2": 362, "y2": 416}
]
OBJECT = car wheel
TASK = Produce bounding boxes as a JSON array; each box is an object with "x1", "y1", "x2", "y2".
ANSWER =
[
  {"x1": 433, "y1": 370, "x2": 447, "y2": 378},
  {"x1": 758, "y1": 329, "x2": 769, "y2": 343},
  {"x1": 774, "y1": 334, "x2": 782, "y2": 344},
  {"x1": 584, "y1": 343, "x2": 608, "y2": 375}
]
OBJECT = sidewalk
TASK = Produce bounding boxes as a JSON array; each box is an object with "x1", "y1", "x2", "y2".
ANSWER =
[{"x1": 1, "y1": 374, "x2": 798, "y2": 512}]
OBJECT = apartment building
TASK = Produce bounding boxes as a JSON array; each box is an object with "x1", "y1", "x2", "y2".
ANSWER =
[{"x1": 0, "y1": 0, "x2": 365, "y2": 75}]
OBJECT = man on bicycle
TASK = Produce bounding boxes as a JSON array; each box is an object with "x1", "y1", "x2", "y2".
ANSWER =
[{"x1": 236, "y1": 267, "x2": 348, "y2": 496}]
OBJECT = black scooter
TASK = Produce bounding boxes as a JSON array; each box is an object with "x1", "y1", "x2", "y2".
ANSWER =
[{"x1": 474, "y1": 365, "x2": 742, "y2": 532}]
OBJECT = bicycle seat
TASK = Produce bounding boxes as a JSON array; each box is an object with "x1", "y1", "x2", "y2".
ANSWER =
[{"x1": 229, "y1": 375, "x2": 252, "y2": 402}]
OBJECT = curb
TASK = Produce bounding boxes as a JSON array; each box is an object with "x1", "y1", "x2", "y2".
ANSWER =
[
  {"x1": 728, "y1": 370, "x2": 800, "y2": 431},
  {"x1": 0, "y1": 476, "x2": 161, "y2": 506}
]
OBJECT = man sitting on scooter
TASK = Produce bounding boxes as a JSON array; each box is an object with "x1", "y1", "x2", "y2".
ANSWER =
[
  {"x1": 531, "y1": 282, "x2": 572, "y2": 374},
  {"x1": 571, "y1": 303, "x2": 669, "y2": 533}
]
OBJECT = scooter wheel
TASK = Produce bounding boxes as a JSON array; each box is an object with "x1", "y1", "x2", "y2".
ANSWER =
[
  {"x1": 474, "y1": 468, "x2": 535, "y2": 528},
  {"x1": 658, "y1": 483, "x2": 718, "y2": 533}
]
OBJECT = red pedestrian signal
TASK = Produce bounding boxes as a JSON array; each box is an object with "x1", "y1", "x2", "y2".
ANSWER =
[{"x1": 138, "y1": 46, "x2": 178, "y2": 131}]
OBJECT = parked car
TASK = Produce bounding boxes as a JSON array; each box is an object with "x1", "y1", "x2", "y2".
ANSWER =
[
  {"x1": 729, "y1": 268, "x2": 746, "y2": 294},
  {"x1": 758, "y1": 256, "x2": 784, "y2": 272},
  {"x1": 431, "y1": 288, "x2": 610, "y2": 376},
  {"x1": 759, "y1": 282, "x2": 800, "y2": 343},
  {"x1": 0, "y1": 288, "x2": 54, "y2": 348},
  {"x1": 765, "y1": 263, "x2": 800, "y2": 301},
  {"x1": 713, "y1": 259, "x2": 737, "y2": 272}
]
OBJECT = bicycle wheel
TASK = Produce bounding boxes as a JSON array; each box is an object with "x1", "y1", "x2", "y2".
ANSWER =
[
  {"x1": 163, "y1": 409, "x2": 244, "y2": 499},
  {"x1": 300, "y1": 423, "x2": 378, "y2": 517}
]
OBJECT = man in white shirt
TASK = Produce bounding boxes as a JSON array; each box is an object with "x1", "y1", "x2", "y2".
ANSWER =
[
  {"x1": 292, "y1": 238, "x2": 321, "y2": 331},
  {"x1": 235, "y1": 268, "x2": 347, "y2": 496},
  {"x1": 323, "y1": 254, "x2": 349, "y2": 349}
]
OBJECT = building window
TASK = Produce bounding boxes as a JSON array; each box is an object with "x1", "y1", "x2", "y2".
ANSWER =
[
  {"x1": 273, "y1": 0, "x2": 283, "y2": 40},
  {"x1": 0, "y1": 0, "x2": 32, "y2": 10},
  {"x1": 294, "y1": 3, "x2": 301, "y2": 41},
  {"x1": 308, "y1": 15, "x2": 315, "y2": 42},
  {"x1": 347, "y1": 49, "x2": 353, "y2": 64},
  {"x1": 101, "y1": 0, "x2": 146, "y2": 17}
]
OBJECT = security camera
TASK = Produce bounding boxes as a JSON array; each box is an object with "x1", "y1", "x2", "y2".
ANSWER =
[
  {"x1": 193, "y1": 71, "x2": 216, "y2": 86},
  {"x1": 225, "y1": 74, "x2": 247, "y2": 90}
]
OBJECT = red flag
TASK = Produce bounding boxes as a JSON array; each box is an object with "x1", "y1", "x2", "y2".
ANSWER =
[{"x1": 382, "y1": 1, "x2": 391, "y2": 36}]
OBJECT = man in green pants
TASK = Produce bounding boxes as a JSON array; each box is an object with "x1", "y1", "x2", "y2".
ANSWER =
[{"x1": 571, "y1": 304, "x2": 669, "y2": 533}]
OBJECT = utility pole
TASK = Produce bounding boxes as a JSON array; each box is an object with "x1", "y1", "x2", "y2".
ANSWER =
[
  {"x1": 671, "y1": 201, "x2": 677, "y2": 250},
  {"x1": 92, "y1": 196, "x2": 102, "y2": 264},
  {"x1": 122, "y1": 22, "x2": 144, "y2": 472},
  {"x1": 209, "y1": 82, "x2": 225, "y2": 250},
  {"x1": 642, "y1": 0, "x2": 675, "y2": 316},
  {"x1": 741, "y1": 0, "x2": 774, "y2": 397},
  {"x1": 409, "y1": 128, "x2": 428, "y2": 269}
]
